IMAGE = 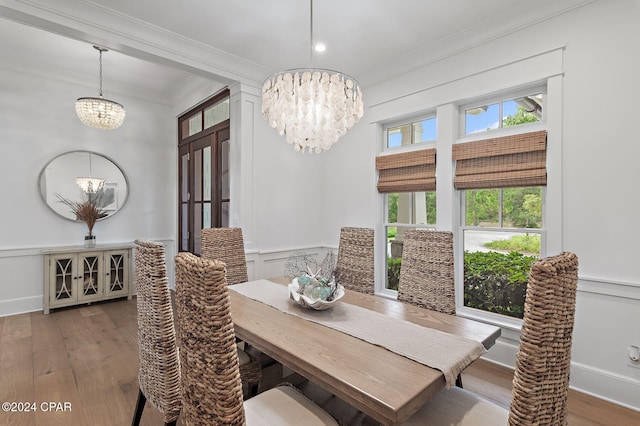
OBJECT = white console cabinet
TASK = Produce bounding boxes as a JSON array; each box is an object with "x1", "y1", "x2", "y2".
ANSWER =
[{"x1": 43, "y1": 244, "x2": 133, "y2": 314}]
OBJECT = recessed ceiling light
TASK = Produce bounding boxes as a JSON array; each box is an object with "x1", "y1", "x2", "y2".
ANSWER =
[{"x1": 314, "y1": 43, "x2": 326, "y2": 52}]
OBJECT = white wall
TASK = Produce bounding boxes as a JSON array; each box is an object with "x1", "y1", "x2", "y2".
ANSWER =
[
  {"x1": 0, "y1": 65, "x2": 176, "y2": 314},
  {"x1": 321, "y1": 0, "x2": 640, "y2": 410}
]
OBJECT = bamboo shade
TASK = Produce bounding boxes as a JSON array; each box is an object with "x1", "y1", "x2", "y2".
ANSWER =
[
  {"x1": 376, "y1": 148, "x2": 436, "y2": 193},
  {"x1": 453, "y1": 130, "x2": 547, "y2": 189}
]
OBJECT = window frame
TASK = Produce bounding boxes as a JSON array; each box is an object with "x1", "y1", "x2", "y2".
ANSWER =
[
  {"x1": 455, "y1": 85, "x2": 550, "y2": 328},
  {"x1": 460, "y1": 85, "x2": 546, "y2": 137},
  {"x1": 381, "y1": 191, "x2": 437, "y2": 296},
  {"x1": 384, "y1": 114, "x2": 437, "y2": 151}
]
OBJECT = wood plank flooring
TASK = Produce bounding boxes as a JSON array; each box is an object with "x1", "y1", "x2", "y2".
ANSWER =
[{"x1": 0, "y1": 298, "x2": 638, "y2": 425}]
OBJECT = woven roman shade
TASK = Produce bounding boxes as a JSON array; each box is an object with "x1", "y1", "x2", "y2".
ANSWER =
[
  {"x1": 376, "y1": 148, "x2": 436, "y2": 193},
  {"x1": 453, "y1": 130, "x2": 547, "y2": 189}
]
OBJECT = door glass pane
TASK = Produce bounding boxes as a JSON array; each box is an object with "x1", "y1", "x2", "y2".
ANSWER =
[
  {"x1": 181, "y1": 204, "x2": 188, "y2": 251},
  {"x1": 194, "y1": 203, "x2": 202, "y2": 255},
  {"x1": 221, "y1": 139, "x2": 230, "y2": 199},
  {"x1": 203, "y1": 146, "x2": 211, "y2": 202},
  {"x1": 109, "y1": 254, "x2": 125, "y2": 292},
  {"x1": 203, "y1": 202, "x2": 211, "y2": 229},
  {"x1": 194, "y1": 149, "x2": 202, "y2": 202},
  {"x1": 181, "y1": 153, "x2": 189, "y2": 202},
  {"x1": 221, "y1": 201, "x2": 230, "y2": 227},
  {"x1": 188, "y1": 112, "x2": 202, "y2": 136},
  {"x1": 204, "y1": 98, "x2": 230, "y2": 129},
  {"x1": 55, "y1": 258, "x2": 74, "y2": 300},
  {"x1": 82, "y1": 255, "x2": 100, "y2": 296}
]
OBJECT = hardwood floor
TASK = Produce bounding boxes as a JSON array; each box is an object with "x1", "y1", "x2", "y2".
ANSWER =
[{"x1": 1, "y1": 298, "x2": 638, "y2": 425}]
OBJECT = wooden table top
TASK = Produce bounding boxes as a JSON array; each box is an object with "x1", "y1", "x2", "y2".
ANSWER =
[{"x1": 229, "y1": 277, "x2": 501, "y2": 425}]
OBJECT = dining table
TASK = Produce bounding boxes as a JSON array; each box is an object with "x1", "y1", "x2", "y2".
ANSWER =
[{"x1": 228, "y1": 277, "x2": 501, "y2": 425}]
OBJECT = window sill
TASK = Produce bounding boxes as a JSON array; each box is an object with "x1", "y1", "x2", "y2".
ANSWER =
[{"x1": 455, "y1": 306, "x2": 523, "y2": 333}]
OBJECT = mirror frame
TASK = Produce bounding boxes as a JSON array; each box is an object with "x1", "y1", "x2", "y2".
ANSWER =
[{"x1": 38, "y1": 150, "x2": 130, "y2": 222}]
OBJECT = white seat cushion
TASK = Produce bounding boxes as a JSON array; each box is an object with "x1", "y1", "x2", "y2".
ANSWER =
[
  {"x1": 244, "y1": 385, "x2": 338, "y2": 425},
  {"x1": 402, "y1": 387, "x2": 509, "y2": 425},
  {"x1": 237, "y1": 345, "x2": 251, "y2": 366}
]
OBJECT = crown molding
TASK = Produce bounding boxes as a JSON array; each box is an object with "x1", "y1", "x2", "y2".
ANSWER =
[{"x1": 0, "y1": 0, "x2": 269, "y2": 86}]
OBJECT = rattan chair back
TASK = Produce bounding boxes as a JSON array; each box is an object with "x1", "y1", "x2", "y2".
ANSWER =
[
  {"x1": 133, "y1": 239, "x2": 181, "y2": 424},
  {"x1": 336, "y1": 227, "x2": 375, "y2": 294},
  {"x1": 201, "y1": 227, "x2": 249, "y2": 284},
  {"x1": 397, "y1": 230, "x2": 456, "y2": 315},
  {"x1": 508, "y1": 251, "x2": 579, "y2": 426},
  {"x1": 174, "y1": 252, "x2": 246, "y2": 425}
]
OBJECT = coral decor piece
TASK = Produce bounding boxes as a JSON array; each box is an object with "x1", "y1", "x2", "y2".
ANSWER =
[{"x1": 284, "y1": 251, "x2": 344, "y2": 310}]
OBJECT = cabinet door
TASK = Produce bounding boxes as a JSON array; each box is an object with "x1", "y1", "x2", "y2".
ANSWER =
[
  {"x1": 49, "y1": 254, "x2": 78, "y2": 307},
  {"x1": 105, "y1": 250, "x2": 129, "y2": 297},
  {"x1": 77, "y1": 252, "x2": 104, "y2": 302}
]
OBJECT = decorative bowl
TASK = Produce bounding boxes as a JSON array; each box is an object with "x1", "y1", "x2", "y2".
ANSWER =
[{"x1": 288, "y1": 277, "x2": 345, "y2": 311}]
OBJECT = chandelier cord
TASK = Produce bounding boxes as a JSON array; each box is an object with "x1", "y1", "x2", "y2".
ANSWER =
[
  {"x1": 98, "y1": 48, "x2": 103, "y2": 97},
  {"x1": 309, "y1": 0, "x2": 314, "y2": 66}
]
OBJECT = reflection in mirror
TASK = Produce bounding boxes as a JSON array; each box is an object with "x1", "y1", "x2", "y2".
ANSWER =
[{"x1": 39, "y1": 151, "x2": 129, "y2": 221}]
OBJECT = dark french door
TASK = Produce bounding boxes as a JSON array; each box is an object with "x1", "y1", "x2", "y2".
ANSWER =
[{"x1": 178, "y1": 91, "x2": 230, "y2": 254}]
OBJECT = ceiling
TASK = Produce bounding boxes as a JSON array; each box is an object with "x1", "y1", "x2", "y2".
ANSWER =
[{"x1": 0, "y1": 0, "x2": 594, "y2": 105}]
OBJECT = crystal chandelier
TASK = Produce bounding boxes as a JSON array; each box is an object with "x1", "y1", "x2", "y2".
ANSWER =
[
  {"x1": 75, "y1": 46, "x2": 126, "y2": 130},
  {"x1": 261, "y1": 1, "x2": 364, "y2": 153},
  {"x1": 76, "y1": 177, "x2": 105, "y2": 193}
]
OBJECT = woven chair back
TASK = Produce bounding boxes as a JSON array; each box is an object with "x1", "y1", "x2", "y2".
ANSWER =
[
  {"x1": 174, "y1": 252, "x2": 246, "y2": 425},
  {"x1": 397, "y1": 230, "x2": 456, "y2": 315},
  {"x1": 509, "y1": 252, "x2": 578, "y2": 426},
  {"x1": 201, "y1": 227, "x2": 249, "y2": 284},
  {"x1": 336, "y1": 227, "x2": 375, "y2": 294},
  {"x1": 134, "y1": 239, "x2": 181, "y2": 423}
]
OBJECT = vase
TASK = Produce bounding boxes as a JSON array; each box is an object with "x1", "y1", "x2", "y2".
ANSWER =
[{"x1": 84, "y1": 234, "x2": 96, "y2": 248}]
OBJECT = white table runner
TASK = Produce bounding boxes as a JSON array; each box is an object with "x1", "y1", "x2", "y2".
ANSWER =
[{"x1": 230, "y1": 279, "x2": 486, "y2": 387}]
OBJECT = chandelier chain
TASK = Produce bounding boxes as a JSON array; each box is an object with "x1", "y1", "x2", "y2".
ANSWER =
[{"x1": 98, "y1": 48, "x2": 103, "y2": 97}]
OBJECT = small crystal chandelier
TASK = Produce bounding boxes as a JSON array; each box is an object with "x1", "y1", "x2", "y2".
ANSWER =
[
  {"x1": 76, "y1": 177, "x2": 105, "y2": 193},
  {"x1": 75, "y1": 46, "x2": 126, "y2": 130},
  {"x1": 76, "y1": 153, "x2": 105, "y2": 193},
  {"x1": 261, "y1": 1, "x2": 364, "y2": 153}
]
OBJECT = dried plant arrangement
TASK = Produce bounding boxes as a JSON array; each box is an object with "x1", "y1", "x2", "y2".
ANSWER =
[{"x1": 56, "y1": 192, "x2": 108, "y2": 237}]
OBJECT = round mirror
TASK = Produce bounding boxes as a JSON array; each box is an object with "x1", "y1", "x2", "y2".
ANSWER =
[{"x1": 39, "y1": 151, "x2": 129, "y2": 221}]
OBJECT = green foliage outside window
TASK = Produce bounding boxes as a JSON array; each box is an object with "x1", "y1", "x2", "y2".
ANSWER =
[
  {"x1": 465, "y1": 187, "x2": 542, "y2": 228},
  {"x1": 387, "y1": 257, "x2": 402, "y2": 290},
  {"x1": 463, "y1": 251, "x2": 537, "y2": 319},
  {"x1": 503, "y1": 107, "x2": 539, "y2": 127}
]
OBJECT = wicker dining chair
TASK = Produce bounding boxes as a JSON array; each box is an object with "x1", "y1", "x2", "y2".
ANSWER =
[
  {"x1": 401, "y1": 251, "x2": 579, "y2": 425},
  {"x1": 200, "y1": 227, "x2": 262, "y2": 394},
  {"x1": 201, "y1": 227, "x2": 249, "y2": 285},
  {"x1": 335, "y1": 227, "x2": 375, "y2": 294},
  {"x1": 397, "y1": 229, "x2": 456, "y2": 315},
  {"x1": 132, "y1": 240, "x2": 181, "y2": 426},
  {"x1": 174, "y1": 252, "x2": 339, "y2": 426}
]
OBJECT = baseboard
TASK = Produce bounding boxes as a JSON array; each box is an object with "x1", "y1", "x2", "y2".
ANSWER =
[
  {"x1": 481, "y1": 340, "x2": 640, "y2": 411},
  {"x1": 0, "y1": 295, "x2": 43, "y2": 317},
  {"x1": 570, "y1": 362, "x2": 640, "y2": 411}
]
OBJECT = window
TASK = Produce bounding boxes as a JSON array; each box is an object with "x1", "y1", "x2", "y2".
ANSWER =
[
  {"x1": 454, "y1": 126, "x2": 547, "y2": 320},
  {"x1": 387, "y1": 116, "x2": 436, "y2": 148},
  {"x1": 385, "y1": 192, "x2": 436, "y2": 290},
  {"x1": 461, "y1": 188, "x2": 543, "y2": 318},
  {"x1": 463, "y1": 91, "x2": 543, "y2": 135},
  {"x1": 379, "y1": 116, "x2": 437, "y2": 290}
]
